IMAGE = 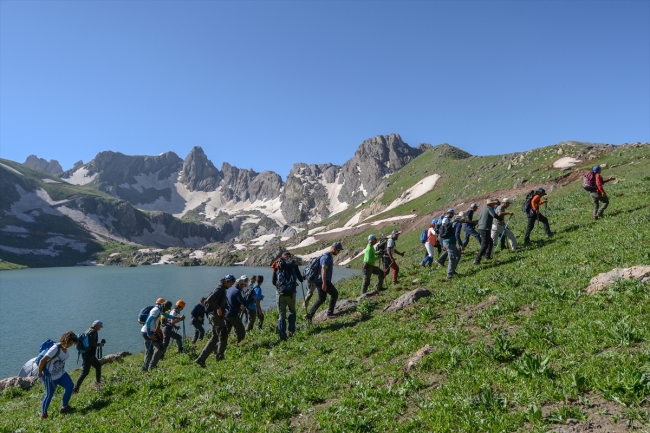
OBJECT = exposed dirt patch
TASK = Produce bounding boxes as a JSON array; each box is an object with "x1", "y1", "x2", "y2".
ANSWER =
[{"x1": 543, "y1": 394, "x2": 642, "y2": 432}]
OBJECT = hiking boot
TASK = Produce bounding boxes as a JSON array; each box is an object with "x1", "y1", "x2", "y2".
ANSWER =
[
  {"x1": 593, "y1": 215, "x2": 599, "y2": 220},
  {"x1": 60, "y1": 406, "x2": 74, "y2": 414},
  {"x1": 305, "y1": 313, "x2": 313, "y2": 323},
  {"x1": 72, "y1": 387, "x2": 79, "y2": 394},
  {"x1": 547, "y1": 232, "x2": 555, "y2": 238},
  {"x1": 39, "y1": 413, "x2": 48, "y2": 419},
  {"x1": 195, "y1": 358, "x2": 206, "y2": 368},
  {"x1": 436, "y1": 262, "x2": 443, "y2": 268}
]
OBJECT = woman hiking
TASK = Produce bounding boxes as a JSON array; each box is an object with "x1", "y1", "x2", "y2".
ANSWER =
[{"x1": 38, "y1": 331, "x2": 79, "y2": 419}]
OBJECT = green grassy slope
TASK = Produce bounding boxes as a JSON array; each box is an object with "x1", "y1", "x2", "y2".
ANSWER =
[{"x1": 1, "y1": 146, "x2": 649, "y2": 432}]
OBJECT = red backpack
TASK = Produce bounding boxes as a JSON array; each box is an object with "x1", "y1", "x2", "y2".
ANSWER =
[{"x1": 583, "y1": 171, "x2": 596, "y2": 192}]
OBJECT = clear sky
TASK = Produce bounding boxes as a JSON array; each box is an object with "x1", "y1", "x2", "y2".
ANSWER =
[{"x1": 1, "y1": 1, "x2": 648, "y2": 178}]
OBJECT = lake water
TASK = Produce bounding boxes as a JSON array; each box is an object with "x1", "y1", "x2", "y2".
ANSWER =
[{"x1": 0, "y1": 265, "x2": 359, "y2": 379}]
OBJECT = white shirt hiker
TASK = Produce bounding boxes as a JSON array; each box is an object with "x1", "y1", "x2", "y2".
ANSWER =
[{"x1": 43, "y1": 344, "x2": 69, "y2": 380}]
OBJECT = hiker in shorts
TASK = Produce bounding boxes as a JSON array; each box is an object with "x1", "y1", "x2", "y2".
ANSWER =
[
  {"x1": 420, "y1": 221, "x2": 438, "y2": 267},
  {"x1": 306, "y1": 242, "x2": 344, "y2": 321},
  {"x1": 524, "y1": 188, "x2": 553, "y2": 245},
  {"x1": 245, "y1": 275, "x2": 265, "y2": 333},
  {"x1": 141, "y1": 298, "x2": 177, "y2": 371},
  {"x1": 437, "y1": 209, "x2": 465, "y2": 278},
  {"x1": 163, "y1": 300, "x2": 186, "y2": 354},
  {"x1": 491, "y1": 198, "x2": 518, "y2": 250},
  {"x1": 474, "y1": 199, "x2": 502, "y2": 264},
  {"x1": 190, "y1": 297, "x2": 206, "y2": 343},
  {"x1": 73, "y1": 320, "x2": 105, "y2": 393},
  {"x1": 362, "y1": 235, "x2": 385, "y2": 293},
  {"x1": 38, "y1": 331, "x2": 78, "y2": 419},
  {"x1": 383, "y1": 230, "x2": 405, "y2": 284},
  {"x1": 461, "y1": 203, "x2": 481, "y2": 248},
  {"x1": 195, "y1": 275, "x2": 235, "y2": 368},
  {"x1": 589, "y1": 165, "x2": 615, "y2": 220},
  {"x1": 225, "y1": 276, "x2": 249, "y2": 344},
  {"x1": 272, "y1": 252, "x2": 304, "y2": 340}
]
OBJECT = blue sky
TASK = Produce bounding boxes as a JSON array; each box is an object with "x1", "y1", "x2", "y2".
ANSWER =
[{"x1": 1, "y1": 1, "x2": 648, "y2": 178}]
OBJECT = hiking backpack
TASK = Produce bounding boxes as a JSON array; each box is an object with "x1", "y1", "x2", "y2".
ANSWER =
[
  {"x1": 76, "y1": 333, "x2": 90, "y2": 354},
  {"x1": 243, "y1": 285, "x2": 256, "y2": 307},
  {"x1": 23, "y1": 340, "x2": 61, "y2": 377},
  {"x1": 375, "y1": 238, "x2": 388, "y2": 254},
  {"x1": 276, "y1": 257, "x2": 298, "y2": 296},
  {"x1": 420, "y1": 228, "x2": 429, "y2": 244},
  {"x1": 138, "y1": 305, "x2": 154, "y2": 324},
  {"x1": 522, "y1": 191, "x2": 535, "y2": 214},
  {"x1": 438, "y1": 219, "x2": 453, "y2": 239},
  {"x1": 583, "y1": 171, "x2": 597, "y2": 191},
  {"x1": 303, "y1": 257, "x2": 321, "y2": 282}
]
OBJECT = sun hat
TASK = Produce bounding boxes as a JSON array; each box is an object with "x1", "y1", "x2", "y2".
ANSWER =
[
  {"x1": 486, "y1": 198, "x2": 500, "y2": 205},
  {"x1": 368, "y1": 234, "x2": 377, "y2": 242},
  {"x1": 502, "y1": 198, "x2": 512, "y2": 204}
]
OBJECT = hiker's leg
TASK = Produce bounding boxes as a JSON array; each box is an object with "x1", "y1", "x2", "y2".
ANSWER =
[
  {"x1": 308, "y1": 286, "x2": 327, "y2": 317},
  {"x1": 505, "y1": 228, "x2": 518, "y2": 249},
  {"x1": 227, "y1": 316, "x2": 246, "y2": 343},
  {"x1": 162, "y1": 327, "x2": 172, "y2": 348},
  {"x1": 425, "y1": 242, "x2": 435, "y2": 262},
  {"x1": 196, "y1": 315, "x2": 219, "y2": 363},
  {"x1": 538, "y1": 213, "x2": 552, "y2": 235},
  {"x1": 91, "y1": 354, "x2": 102, "y2": 383},
  {"x1": 59, "y1": 373, "x2": 74, "y2": 408},
  {"x1": 287, "y1": 293, "x2": 297, "y2": 334},
  {"x1": 390, "y1": 261, "x2": 399, "y2": 283},
  {"x1": 278, "y1": 295, "x2": 288, "y2": 340},
  {"x1": 475, "y1": 229, "x2": 490, "y2": 262},
  {"x1": 193, "y1": 322, "x2": 204, "y2": 343},
  {"x1": 245, "y1": 309, "x2": 256, "y2": 332},
  {"x1": 374, "y1": 265, "x2": 385, "y2": 290},
  {"x1": 75, "y1": 352, "x2": 92, "y2": 390},
  {"x1": 326, "y1": 282, "x2": 339, "y2": 315},
  {"x1": 524, "y1": 215, "x2": 536, "y2": 242},
  {"x1": 257, "y1": 310, "x2": 264, "y2": 330},
  {"x1": 490, "y1": 225, "x2": 501, "y2": 248},
  {"x1": 597, "y1": 195, "x2": 609, "y2": 217},
  {"x1": 215, "y1": 317, "x2": 229, "y2": 360},
  {"x1": 170, "y1": 329, "x2": 183, "y2": 352},
  {"x1": 41, "y1": 374, "x2": 55, "y2": 415},
  {"x1": 590, "y1": 192, "x2": 600, "y2": 218},
  {"x1": 447, "y1": 244, "x2": 460, "y2": 278},
  {"x1": 149, "y1": 339, "x2": 164, "y2": 369},
  {"x1": 142, "y1": 336, "x2": 153, "y2": 371},
  {"x1": 361, "y1": 265, "x2": 371, "y2": 294}
]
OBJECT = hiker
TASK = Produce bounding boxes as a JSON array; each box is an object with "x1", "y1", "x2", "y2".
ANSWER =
[
  {"x1": 163, "y1": 300, "x2": 186, "y2": 354},
  {"x1": 195, "y1": 275, "x2": 235, "y2": 368},
  {"x1": 523, "y1": 188, "x2": 554, "y2": 245},
  {"x1": 436, "y1": 209, "x2": 464, "y2": 279},
  {"x1": 362, "y1": 235, "x2": 385, "y2": 292},
  {"x1": 38, "y1": 331, "x2": 79, "y2": 419},
  {"x1": 461, "y1": 203, "x2": 481, "y2": 248},
  {"x1": 240, "y1": 276, "x2": 257, "y2": 324},
  {"x1": 225, "y1": 276, "x2": 249, "y2": 344},
  {"x1": 588, "y1": 165, "x2": 615, "y2": 220},
  {"x1": 73, "y1": 320, "x2": 105, "y2": 393},
  {"x1": 383, "y1": 230, "x2": 405, "y2": 284},
  {"x1": 244, "y1": 275, "x2": 265, "y2": 333},
  {"x1": 190, "y1": 297, "x2": 206, "y2": 343},
  {"x1": 141, "y1": 298, "x2": 177, "y2": 372},
  {"x1": 420, "y1": 221, "x2": 438, "y2": 267},
  {"x1": 303, "y1": 277, "x2": 316, "y2": 310},
  {"x1": 306, "y1": 242, "x2": 344, "y2": 321},
  {"x1": 474, "y1": 199, "x2": 502, "y2": 264},
  {"x1": 491, "y1": 198, "x2": 518, "y2": 250},
  {"x1": 272, "y1": 252, "x2": 304, "y2": 340}
]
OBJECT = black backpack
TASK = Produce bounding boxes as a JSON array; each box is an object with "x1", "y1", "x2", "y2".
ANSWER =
[
  {"x1": 522, "y1": 191, "x2": 535, "y2": 214},
  {"x1": 375, "y1": 238, "x2": 388, "y2": 255},
  {"x1": 438, "y1": 220, "x2": 453, "y2": 239},
  {"x1": 243, "y1": 285, "x2": 256, "y2": 307},
  {"x1": 276, "y1": 257, "x2": 298, "y2": 296},
  {"x1": 303, "y1": 257, "x2": 321, "y2": 282}
]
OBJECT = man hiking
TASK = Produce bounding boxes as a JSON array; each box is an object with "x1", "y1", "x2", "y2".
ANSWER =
[
  {"x1": 362, "y1": 235, "x2": 385, "y2": 293},
  {"x1": 588, "y1": 165, "x2": 615, "y2": 220},
  {"x1": 190, "y1": 297, "x2": 206, "y2": 343},
  {"x1": 491, "y1": 198, "x2": 518, "y2": 251},
  {"x1": 73, "y1": 320, "x2": 105, "y2": 393},
  {"x1": 225, "y1": 276, "x2": 249, "y2": 344},
  {"x1": 141, "y1": 298, "x2": 179, "y2": 372},
  {"x1": 436, "y1": 209, "x2": 464, "y2": 279},
  {"x1": 461, "y1": 203, "x2": 481, "y2": 248},
  {"x1": 474, "y1": 199, "x2": 502, "y2": 265},
  {"x1": 523, "y1": 188, "x2": 554, "y2": 245},
  {"x1": 162, "y1": 300, "x2": 186, "y2": 354},
  {"x1": 195, "y1": 275, "x2": 235, "y2": 368},
  {"x1": 244, "y1": 275, "x2": 265, "y2": 333},
  {"x1": 272, "y1": 252, "x2": 304, "y2": 340},
  {"x1": 306, "y1": 242, "x2": 344, "y2": 321},
  {"x1": 383, "y1": 230, "x2": 405, "y2": 285}
]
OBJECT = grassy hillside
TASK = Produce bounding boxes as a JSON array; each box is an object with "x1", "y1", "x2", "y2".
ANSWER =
[{"x1": 1, "y1": 145, "x2": 649, "y2": 432}]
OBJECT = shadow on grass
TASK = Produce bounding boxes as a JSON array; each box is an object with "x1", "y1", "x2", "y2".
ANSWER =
[
  {"x1": 308, "y1": 317, "x2": 362, "y2": 336},
  {"x1": 79, "y1": 397, "x2": 111, "y2": 414}
]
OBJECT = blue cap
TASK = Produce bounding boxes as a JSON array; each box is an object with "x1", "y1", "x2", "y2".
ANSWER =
[
  {"x1": 593, "y1": 165, "x2": 601, "y2": 173},
  {"x1": 223, "y1": 274, "x2": 236, "y2": 283},
  {"x1": 92, "y1": 320, "x2": 103, "y2": 327},
  {"x1": 446, "y1": 208, "x2": 455, "y2": 215},
  {"x1": 368, "y1": 234, "x2": 377, "y2": 242},
  {"x1": 332, "y1": 241, "x2": 344, "y2": 251},
  {"x1": 431, "y1": 218, "x2": 438, "y2": 225}
]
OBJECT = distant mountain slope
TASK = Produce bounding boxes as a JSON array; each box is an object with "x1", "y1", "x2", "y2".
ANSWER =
[{"x1": 23, "y1": 155, "x2": 63, "y2": 175}]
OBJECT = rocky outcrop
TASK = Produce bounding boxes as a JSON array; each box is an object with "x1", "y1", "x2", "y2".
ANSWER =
[
  {"x1": 585, "y1": 266, "x2": 650, "y2": 294},
  {"x1": 381, "y1": 288, "x2": 432, "y2": 313},
  {"x1": 404, "y1": 344, "x2": 435, "y2": 372},
  {"x1": 179, "y1": 146, "x2": 222, "y2": 192},
  {"x1": 98, "y1": 351, "x2": 131, "y2": 365},
  {"x1": 23, "y1": 155, "x2": 63, "y2": 175},
  {"x1": 0, "y1": 376, "x2": 39, "y2": 391},
  {"x1": 313, "y1": 299, "x2": 358, "y2": 322},
  {"x1": 280, "y1": 163, "x2": 338, "y2": 223}
]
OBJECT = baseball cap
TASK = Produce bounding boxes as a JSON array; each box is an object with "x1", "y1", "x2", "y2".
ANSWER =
[
  {"x1": 223, "y1": 274, "x2": 236, "y2": 283},
  {"x1": 92, "y1": 320, "x2": 103, "y2": 327},
  {"x1": 446, "y1": 208, "x2": 455, "y2": 215},
  {"x1": 332, "y1": 241, "x2": 344, "y2": 250},
  {"x1": 368, "y1": 234, "x2": 377, "y2": 242}
]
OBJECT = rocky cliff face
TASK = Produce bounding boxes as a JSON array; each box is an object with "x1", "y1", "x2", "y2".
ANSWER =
[
  {"x1": 179, "y1": 146, "x2": 222, "y2": 192},
  {"x1": 23, "y1": 155, "x2": 63, "y2": 175}
]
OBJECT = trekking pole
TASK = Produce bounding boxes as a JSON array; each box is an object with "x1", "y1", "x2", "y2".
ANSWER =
[
  {"x1": 499, "y1": 215, "x2": 513, "y2": 246},
  {"x1": 182, "y1": 319, "x2": 187, "y2": 348}
]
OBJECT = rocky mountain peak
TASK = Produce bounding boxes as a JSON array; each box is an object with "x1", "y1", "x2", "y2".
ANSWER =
[
  {"x1": 23, "y1": 155, "x2": 63, "y2": 175},
  {"x1": 179, "y1": 146, "x2": 222, "y2": 192}
]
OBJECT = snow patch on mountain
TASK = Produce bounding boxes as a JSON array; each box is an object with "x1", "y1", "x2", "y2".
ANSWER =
[
  {"x1": 553, "y1": 157, "x2": 581, "y2": 169},
  {"x1": 322, "y1": 174, "x2": 349, "y2": 216},
  {"x1": 381, "y1": 174, "x2": 440, "y2": 213},
  {"x1": 288, "y1": 236, "x2": 318, "y2": 250},
  {"x1": 64, "y1": 167, "x2": 98, "y2": 185},
  {"x1": 0, "y1": 162, "x2": 23, "y2": 176}
]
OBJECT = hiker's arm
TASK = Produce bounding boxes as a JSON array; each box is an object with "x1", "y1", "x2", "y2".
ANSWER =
[
  {"x1": 255, "y1": 299, "x2": 263, "y2": 316},
  {"x1": 37, "y1": 356, "x2": 50, "y2": 377},
  {"x1": 295, "y1": 264, "x2": 304, "y2": 282},
  {"x1": 321, "y1": 265, "x2": 328, "y2": 291}
]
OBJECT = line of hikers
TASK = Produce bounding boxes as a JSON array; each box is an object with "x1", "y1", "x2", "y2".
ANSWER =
[{"x1": 31, "y1": 167, "x2": 613, "y2": 419}]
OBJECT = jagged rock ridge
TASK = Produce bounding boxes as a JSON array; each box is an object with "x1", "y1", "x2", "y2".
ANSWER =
[{"x1": 23, "y1": 155, "x2": 63, "y2": 175}]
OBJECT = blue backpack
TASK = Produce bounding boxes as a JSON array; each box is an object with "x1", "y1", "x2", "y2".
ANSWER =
[
  {"x1": 303, "y1": 257, "x2": 321, "y2": 282},
  {"x1": 138, "y1": 305, "x2": 154, "y2": 324},
  {"x1": 420, "y1": 228, "x2": 429, "y2": 243},
  {"x1": 276, "y1": 257, "x2": 298, "y2": 295},
  {"x1": 35, "y1": 340, "x2": 61, "y2": 376}
]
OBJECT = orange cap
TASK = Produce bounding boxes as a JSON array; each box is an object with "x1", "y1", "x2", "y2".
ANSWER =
[
  {"x1": 176, "y1": 300, "x2": 186, "y2": 308},
  {"x1": 156, "y1": 298, "x2": 165, "y2": 304}
]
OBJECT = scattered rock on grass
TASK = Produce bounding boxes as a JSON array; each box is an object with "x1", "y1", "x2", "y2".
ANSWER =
[
  {"x1": 585, "y1": 266, "x2": 650, "y2": 294},
  {"x1": 462, "y1": 295, "x2": 498, "y2": 319},
  {"x1": 357, "y1": 290, "x2": 380, "y2": 301},
  {"x1": 313, "y1": 300, "x2": 358, "y2": 322},
  {"x1": 381, "y1": 288, "x2": 431, "y2": 313},
  {"x1": 98, "y1": 351, "x2": 131, "y2": 365},
  {"x1": 404, "y1": 344, "x2": 435, "y2": 372},
  {"x1": 0, "y1": 376, "x2": 39, "y2": 391}
]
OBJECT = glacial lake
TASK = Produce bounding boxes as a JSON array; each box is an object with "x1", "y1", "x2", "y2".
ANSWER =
[{"x1": 0, "y1": 264, "x2": 359, "y2": 379}]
